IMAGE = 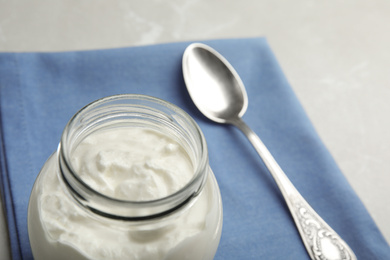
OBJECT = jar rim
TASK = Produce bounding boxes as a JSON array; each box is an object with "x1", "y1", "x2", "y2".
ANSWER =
[{"x1": 58, "y1": 94, "x2": 209, "y2": 221}]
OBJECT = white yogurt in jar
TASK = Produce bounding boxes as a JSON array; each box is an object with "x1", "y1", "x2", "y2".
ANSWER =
[
  {"x1": 71, "y1": 128, "x2": 194, "y2": 201},
  {"x1": 28, "y1": 126, "x2": 222, "y2": 260}
]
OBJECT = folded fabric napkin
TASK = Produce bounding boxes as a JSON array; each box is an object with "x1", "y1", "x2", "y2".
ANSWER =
[{"x1": 0, "y1": 38, "x2": 389, "y2": 260}]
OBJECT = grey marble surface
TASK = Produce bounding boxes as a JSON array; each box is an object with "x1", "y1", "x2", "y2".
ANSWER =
[{"x1": 1, "y1": 0, "x2": 389, "y2": 258}]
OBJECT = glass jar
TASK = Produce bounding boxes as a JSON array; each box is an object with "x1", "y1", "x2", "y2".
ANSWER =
[{"x1": 28, "y1": 94, "x2": 223, "y2": 260}]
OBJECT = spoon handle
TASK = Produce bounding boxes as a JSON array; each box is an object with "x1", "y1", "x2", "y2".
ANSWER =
[{"x1": 231, "y1": 118, "x2": 357, "y2": 260}]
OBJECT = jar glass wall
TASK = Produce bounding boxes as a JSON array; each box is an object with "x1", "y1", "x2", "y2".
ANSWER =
[{"x1": 28, "y1": 94, "x2": 223, "y2": 260}]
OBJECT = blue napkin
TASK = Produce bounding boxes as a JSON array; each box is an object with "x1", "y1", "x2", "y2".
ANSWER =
[{"x1": 0, "y1": 38, "x2": 389, "y2": 260}]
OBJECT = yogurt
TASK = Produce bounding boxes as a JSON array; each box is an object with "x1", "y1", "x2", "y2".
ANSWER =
[
  {"x1": 71, "y1": 128, "x2": 194, "y2": 201},
  {"x1": 27, "y1": 95, "x2": 223, "y2": 260}
]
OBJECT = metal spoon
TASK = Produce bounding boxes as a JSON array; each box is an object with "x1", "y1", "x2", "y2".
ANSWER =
[{"x1": 182, "y1": 43, "x2": 356, "y2": 260}]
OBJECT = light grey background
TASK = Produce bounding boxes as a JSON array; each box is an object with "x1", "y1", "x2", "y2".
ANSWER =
[{"x1": 1, "y1": 0, "x2": 389, "y2": 258}]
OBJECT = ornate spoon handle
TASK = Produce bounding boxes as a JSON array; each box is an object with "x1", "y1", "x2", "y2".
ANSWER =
[{"x1": 232, "y1": 118, "x2": 357, "y2": 260}]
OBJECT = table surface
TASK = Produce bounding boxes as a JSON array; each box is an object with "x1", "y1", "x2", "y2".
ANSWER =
[{"x1": 1, "y1": 0, "x2": 389, "y2": 258}]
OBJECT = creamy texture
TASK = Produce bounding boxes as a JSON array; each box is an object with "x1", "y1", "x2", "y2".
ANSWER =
[
  {"x1": 71, "y1": 128, "x2": 194, "y2": 201},
  {"x1": 28, "y1": 127, "x2": 222, "y2": 260}
]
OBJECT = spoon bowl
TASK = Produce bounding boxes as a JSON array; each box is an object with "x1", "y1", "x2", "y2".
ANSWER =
[
  {"x1": 183, "y1": 43, "x2": 247, "y2": 123},
  {"x1": 182, "y1": 43, "x2": 357, "y2": 260}
]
